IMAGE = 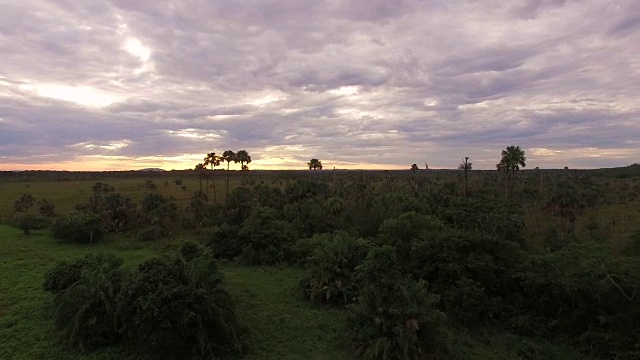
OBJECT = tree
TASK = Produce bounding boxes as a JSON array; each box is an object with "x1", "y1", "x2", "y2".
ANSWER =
[
  {"x1": 14, "y1": 193, "x2": 36, "y2": 214},
  {"x1": 498, "y1": 146, "x2": 526, "y2": 197},
  {"x1": 308, "y1": 158, "x2": 323, "y2": 170},
  {"x1": 235, "y1": 150, "x2": 251, "y2": 171},
  {"x1": 459, "y1": 157, "x2": 472, "y2": 197},
  {"x1": 37, "y1": 198, "x2": 56, "y2": 217},
  {"x1": 410, "y1": 163, "x2": 419, "y2": 172},
  {"x1": 116, "y1": 250, "x2": 246, "y2": 359},
  {"x1": 204, "y1": 152, "x2": 222, "y2": 203},
  {"x1": 194, "y1": 163, "x2": 206, "y2": 195},
  {"x1": 45, "y1": 254, "x2": 126, "y2": 351},
  {"x1": 347, "y1": 246, "x2": 448, "y2": 359},
  {"x1": 223, "y1": 150, "x2": 236, "y2": 198}
]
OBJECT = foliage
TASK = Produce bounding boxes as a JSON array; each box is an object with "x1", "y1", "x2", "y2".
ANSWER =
[
  {"x1": 12, "y1": 213, "x2": 49, "y2": 234},
  {"x1": 101, "y1": 193, "x2": 136, "y2": 232},
  {"x1": 300, "y1": 232, "x2": 369, "y2": 305},
  {"x1": 238, "y1": 206, "x2": 296, "y2": 264},
  {"x1": 225, "y1": 186, "x2": 255, "y2": 225},
  {"x1": 37, "y1": 198, "x2": 56, "y2": 217},
  {"x1": 14, "y1": 193, "x2": 36, "y2": 213},
  {"x1": 347, "y1": 246, "x2": 448, "y2": 360},
  {"x1": 44, "y1": 256, "x2": 94, "y2": 294},
  {"x1": 116, "y1": 250, "x2": 246, "y2": 359},
  {"x1": 202, "y1": 223, "x2": 241, "y2": 259},
  {"x1": 378, "y1": 211, "x2": 444, "y2": 269},
  {"x1": 235, "y1": 150, "x2": 251, "y2": 171},
  {"x1": 51, "y1": 211, "x2": 103, "y2": 243},
  {"x1": 92, "y1": 182, "x2": 114, "y2": 193},
  {"x1": 137, "y1": 193, "x2": 177, "y2": 229},
  {"x1": 409, "y1": 230, "x2": 524, "y2": 326},
  {"x1": 46, "y1": 254, "x2": 126, "y2": 351},
  {"x1": 308, "y1": 158, "x2": 323, "y2": 170},
  {"x1": 516, "y1": 243, "x2": 640, "y2": 359}
]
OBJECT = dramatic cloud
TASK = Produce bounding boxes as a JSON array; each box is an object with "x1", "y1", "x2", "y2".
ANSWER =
[{"x1": 1, "y1": 0, "x2": 638, "y2": 170}]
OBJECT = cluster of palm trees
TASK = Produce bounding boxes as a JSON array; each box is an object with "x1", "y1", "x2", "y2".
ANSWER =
[
  {"x1": 497, "y1": 145, "x2": 527, "y2": 197},
  {"x1": 194, "y1": 150, "x2": 252, "y2": 203},
  {"x1": 308, "y1": 158, "x2": 323, "y2": 170}
]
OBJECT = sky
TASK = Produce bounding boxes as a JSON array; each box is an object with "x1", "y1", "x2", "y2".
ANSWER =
[{"x1": 0, "y1": 0, "x2": 639, "y2": 171}]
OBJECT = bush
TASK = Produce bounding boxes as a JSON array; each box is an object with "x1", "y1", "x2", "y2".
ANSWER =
[
  {"x1": 291, "y1": 233, "x2": 331, "y2": 266},
  {"x1": 238, "y1": 207, "x2": 296, "y2": 265},
  {"x1": 44, "y1": 256, "x2": 93, "y2": 294},
  {"x1": 13, "y1": 214, "x2": 49, "y2": 234},
  {"x1": 46, "y1": 254, "x2": 126, "y2": 351},
  {"x1": 300, "y1": 232, "x2": 369, "y2": 305},
  {"x1": 52, "y1": 211, "x2": 103, "y2": 243},
  {"x1": 37, "y1": 198, "x2": 56, "y2": 217},
  {"x1": 138, "y1": 225, "x2": 168, "y2": 241},
  {"x1": 201, "y1": 223, "x2": 241, "y2": 259},
  {"x1": 409, "y1": 230, "x2": 524, "y2": 325},
  {"x1": 116, "y1": 253, "x2": 246, "y2": 359},
  {"x1": 347, "y1": 246, "x2": 448, "y2": 360}
]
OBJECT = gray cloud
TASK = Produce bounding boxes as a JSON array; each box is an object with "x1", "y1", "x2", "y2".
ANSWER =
[{"x1": 1, "y1": 0, "x2": 639, "y2": 170}]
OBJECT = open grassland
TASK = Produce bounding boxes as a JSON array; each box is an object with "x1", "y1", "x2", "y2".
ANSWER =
[{"x1": 0, "y1": 225, "x2": 589, "y2": 360}]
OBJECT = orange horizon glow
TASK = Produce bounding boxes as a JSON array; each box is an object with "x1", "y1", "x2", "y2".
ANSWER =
[{"x1": 0, "y1": 155, "x2": 410, "y2": 172}]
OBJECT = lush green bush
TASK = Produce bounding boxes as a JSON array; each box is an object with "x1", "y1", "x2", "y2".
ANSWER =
[
  {"x1": 137, "y1": 193, "x2": 177, "y2": 228},
  {"x1": 516, "y1": 243, "x2": 640, "y2": 359},
  {"x1": 201, "y1": 223, "x2": 241, "y2": 259},
  {"x1": 409, "y1": 230, "x2": 524, "y2": 326},
  {"x1": 291, "y1": 233, "x2": 331, "y2": 266},
  {"x1": 117, "y1": 248, "x2": 246, "y2": 359},
  {"x1": 378, "y1": 211, "x2": 444, "y2": 269},
  {"x1": 43, "y1": 256, "x2": 93, "y2": 294},
  {"x1": 37, "y1": 198, "x2": 56, "y2": 217},
  {"x1": 51, "y1": 211, "x2": 103, "y2": 243},
  {"x1": 300, "y1": 232, "x2": 369, "y2": 305},
  {"x1": 238, "y1": 206, "x2": 296, "y2": 264},
  {"x1": 46, "y1": 254, "x2": 126, "y2": 351},
  {"x1": 347, "y1": 246, "x2": 448, "y2": 360},
  {"x1": 12, "y1": 213, "x2": 49, "y2": 234}
]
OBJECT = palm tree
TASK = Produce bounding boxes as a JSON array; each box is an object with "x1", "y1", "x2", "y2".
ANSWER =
[
  {"x1": 499, "y1": 145, "x2": 526, "y2": 197},
  {"x1": 236, "y1": 150, "x2": 251, "y2": 171},
  {"x1": 308, "y1": 158, "x2": 323, "y2": 170},
  {"x1": 204, "y1": 153, "x2": 222, "y2": 203},
  {"x1": 194, "y1": 163, "x2": 205, "y2": 195},
  {"x1": 222, "y1": 150, "x2": 236, "y2": 198}
]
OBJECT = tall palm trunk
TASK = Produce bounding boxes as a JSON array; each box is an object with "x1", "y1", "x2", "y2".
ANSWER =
[
  {"x1": 212, "y1": 175, "x2": 217, "y2": 204},
  {"x1": 205, "y1": 172, "x2": 210, "y2": 203}
]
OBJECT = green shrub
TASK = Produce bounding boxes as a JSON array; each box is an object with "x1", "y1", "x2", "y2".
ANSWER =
[
  {"x1": 201, "y1": 223, "x2": 241, "y2": 259},
  {"x1": 43, "y1": 256, "x2": 93, "y2": 294},
  {"x1": 238, "y1": 206, "x2": 296, "y2": 265},
  {"x1": 291, "y1": 233, "x2": 331, "y2": 266},
  {"x1": 117, "y1": 254, "x2": 247, "y2": 359},
  {"x1": 47, "y1": 254, "x2": 126, "y2": 351},
  {"x1": 347, "y1": 246, "x2": 448, "y2": 360},
  {"x1": 51, "y1": 211, "x2": 103, "y2": 243},
  {"x1": 409, "y1": 230, "x2": 523, "y2": 325},
  {"x1": 13, "y1": 214, "x2": 49, "y2": 234},
  {"x1": 300, "y1": 232, "x2": 369, "y2": 305}
]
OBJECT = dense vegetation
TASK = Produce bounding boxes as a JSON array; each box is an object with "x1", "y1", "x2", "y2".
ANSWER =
[{"x1": 1, "y1": 157, "x2": 640, "y2": 359}]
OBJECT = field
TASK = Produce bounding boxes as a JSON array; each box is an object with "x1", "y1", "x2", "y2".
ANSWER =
[
  {"x1": 0, "y1": 225, "x2": 589, "y2": 360},
  {"x1": 1, "y1": 167, "x2": 639, "y2": 359}
]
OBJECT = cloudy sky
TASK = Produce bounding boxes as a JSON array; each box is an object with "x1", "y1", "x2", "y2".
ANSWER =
[{"x1": 1, "y1": 0, "x2": 638, "y2": 170}]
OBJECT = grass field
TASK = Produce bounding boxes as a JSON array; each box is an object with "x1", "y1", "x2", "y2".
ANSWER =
[{"x1": 0, "y1": 225, "x2": 592, "y2": 360}]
